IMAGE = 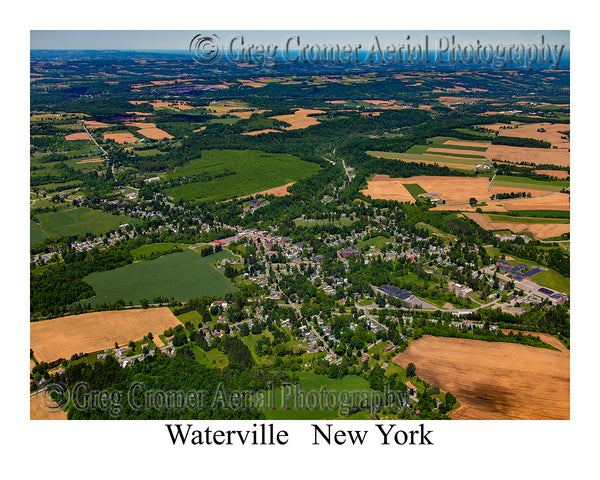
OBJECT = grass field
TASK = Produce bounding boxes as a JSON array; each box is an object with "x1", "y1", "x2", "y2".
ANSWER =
[
  {"x1": 131, "y1": 243, "x2": 189, "y2": 261},
  {"x1": 264, "y1": 373, "x2": 372, "y2": 420},
  {"x1": 367, "y1": 137, "x2": 491, "y2": 172},
  {"x1": 485, "y1": 213, "x2": 569, "y2": 225},
  {"x1": 30, "y1": 219, "x2": 47, "y2": 245},
  {"x1": 491, "y1": 175, "x2": 569, "y2": 192},
  {"x1": 34, "y1": 207, "x2": 141, "y2": 240},
  {"x1": 164, "y1": 149, "x2": 320, "y2": 201},
  {"x1": 403, "y1": 183, "x2": 427, "y2": 200},
  {"x1": 81, "y1": 250, "x2": 237, "y2": 306},
  {"x1": 356, "y1": 235, "x2": 393, "y2": 250}
]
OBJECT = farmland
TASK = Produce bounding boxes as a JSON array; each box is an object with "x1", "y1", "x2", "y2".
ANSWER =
[
  {"x1": 491, "y1": 175, "x2": 569, "y2": 193},
  {"x1": 393, "y1": 335, "x2": 569, "y2": 420},
  {"x1": 487, "y1": 144, "x2": 569, "y2": 167},
  {"x1": 367, "y1": 137, "x2": 491, "y2": 172},
  {"x1": 30, "y1": 307, "x2": 182, "y2": 363},
  {"x1": 463, "y1": 212, "x2": 570, "y2": 240},
  {"x1": 32, "y1": 207, "x2": 141, "y2": 241},
  {"x1": 361, "y1": 174, "x2": 492, "y2": 204},
  {"x1": 164, "y1": 149, "x2": 320, "y2": 201},
  {"x1": 81, "y1": 249, "x2": 237, "y2": 306}
]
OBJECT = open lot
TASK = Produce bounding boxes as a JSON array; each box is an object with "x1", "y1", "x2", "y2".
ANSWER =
[
  {"x1": 82, "y1": 249, "x2": 237, "y2": 306},
  {"x1": 393, "y1": 335, "x2": 569, "y2": 419},
  {"x1": 30, "y1": 307, "x2": 182, "y2": 363}
]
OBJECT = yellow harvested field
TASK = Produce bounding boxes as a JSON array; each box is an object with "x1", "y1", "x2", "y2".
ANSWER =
[
  {"x1": 535, "y1": 169, "x2": 569, "y2": 179},
  {"x1": 103, "y1": 132, "x2": 139, "y2": 144},
  {"x1": 496, "y1": 122, "x2": 570, "y2": 148},
  {"x1": 30, "y1": 394, "x2": 68, "y2": 420},
  {"x1": 238, "y1": 79, "x2": 266, "y2": 88},
  {"x1": 125, "y1": 122, "x2": 156, "y2": 128},
  {"x1": 137, "y1": 127, "x2": 173, "y2": 140},
  {"x1": 362, "y1": 175, "x2": 492, "y2": 204},
  {"x1": 256, "y1": 182, "x2": 295, "y2": 196},
  {"x1": 425, "y1": 147, "x2": 485, "y2": 156},
  {"x1": 432, "y1": 202, "x2": 508, "y2": 213},
  {"x1": 229, "y1": 109, "x2": 266, "y2": 119},
  {"x1": 443, "y1": 140, "x2": 491, "y2": 148},
  {"x1": 76, "y1": 158, "x2": 103, "y2": 164},
  {"x1": 272, "y1": 109, "x2": 324, "y2": 130},
  {"x1": 502, "y1": 192, "x2": 571, "y2": 211},
  {"x1": 487, "y1": 145, "x2": 570, "y2": 167},
  {"x1": 463, "y1": 212, "x2": 570, "y2": 240},
  {"x1": 438, "y1": 96, "x2": 487, "y2": 106},
  {"x1": 83, "y1": 120, "x2": 110, "y2": 129},
  {"x1": 243, "y1": 129, "x2": 281, "y2": 135},
  {"x1": 393, "y1": 335, "x2": 569, "y2": 420},
  {"x1": 490, "y1": 186, "x2": 556, "y2": 197},
  {"x1": 193, "y1": 126, "x2": 207, "y2": 132},
  {"x1": 65, "y1": 132, "x2": 90, "y2": 141},
  {"x1": 30, "y1": 308, "x2": 182, "y2": 363},
  {"x1": 360, "y1": 175, "x2": 415, "y2": 203}
]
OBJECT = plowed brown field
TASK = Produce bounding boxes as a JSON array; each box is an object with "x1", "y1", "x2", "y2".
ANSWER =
[{"x1": 393, "y1": 335, "x2": 569, "y2": 419}]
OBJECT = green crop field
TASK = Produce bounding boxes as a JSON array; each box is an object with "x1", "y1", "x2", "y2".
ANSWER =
[
  {"x1": 131, "y1": 243, "x2": 189, "y2": 261},
  {"x1": 81, "y1": 249, "x2": 237, "y2": 306},
  {"x1": 264, "y1": 373, "x2": 372, "y2": 420},
  {"x1": 30, "y1": 219, "x2": 47, "y2": 245},
  {"x1": 403, "y1": 183, "x2": 426, "y2": 199},
  {"x1": 492, "y1": 175, "x2": 569, "y2": 192},
  {"x1": 34, "y1": 207, "x2": 141, "y2": 239},
  {"x1": 164, "y1": 149, "x2": 320, "y2": 201},
  {"x1": 485, "y1": 214, "x2": 570, "y2": 225}
]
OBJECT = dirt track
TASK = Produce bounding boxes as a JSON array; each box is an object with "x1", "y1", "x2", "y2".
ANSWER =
[{"x1": 393, "y1": 335, "x2": 569, "y2": 420}]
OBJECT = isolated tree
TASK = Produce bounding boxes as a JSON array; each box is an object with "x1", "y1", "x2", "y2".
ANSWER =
[{"x1": 406, "y1": 362, "x2": 416, "y2": 378}]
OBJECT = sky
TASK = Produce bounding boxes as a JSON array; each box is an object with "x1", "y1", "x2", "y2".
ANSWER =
[{"x1": 30, "y1": 30, "x2": 569, "y2": 51}]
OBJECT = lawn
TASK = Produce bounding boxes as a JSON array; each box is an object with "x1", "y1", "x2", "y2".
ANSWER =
[
  {"x1": 357, "y1": 235, "x2": 393, "y2": 250},
  {"x1": 263, "y1": 372, "x2": 372, "y2": 420},
  {"x1": 81, "y1": 249, "x2": 237, "y2": 306},
  {"x1": 34, "y1": 207, "x2": 141, "y2": 239},
  {"x1": 164, "y1": 149, "x2": 320, "y2": 201},
  {"x1": 177, "y1": 310, "x2": 204, "y2": 329}
]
